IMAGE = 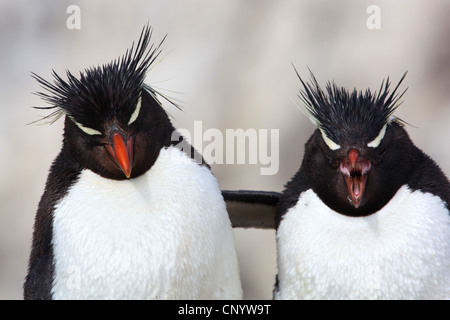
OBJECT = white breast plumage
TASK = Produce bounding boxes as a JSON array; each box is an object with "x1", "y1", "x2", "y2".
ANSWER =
[
  {"x1": 51, "y1": 146, "x2": 242, "y2": 299},
  {"x1": 275, "y1": 186, "x2": 450, "y2": 299}
]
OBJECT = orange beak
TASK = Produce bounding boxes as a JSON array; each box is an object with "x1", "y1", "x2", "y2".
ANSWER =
[{"x1": 106, "y1": 131, "x2": 133, "y2": 178}]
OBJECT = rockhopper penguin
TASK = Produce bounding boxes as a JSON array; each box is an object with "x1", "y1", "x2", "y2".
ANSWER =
[
  {"x1": 24, "y1": 26, "x2": 242, "y2": 299},
  {"x1": 274, "y1": 69, "x2": 450, "y2": 299}
]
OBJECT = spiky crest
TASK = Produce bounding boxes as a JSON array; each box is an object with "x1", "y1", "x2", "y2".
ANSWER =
[
  {"x1": 294, "y1": 66, "x2": 408, "y2": 149},
  {"x1": 30, "y1": 25, "x2": 180, "y2": 130}
]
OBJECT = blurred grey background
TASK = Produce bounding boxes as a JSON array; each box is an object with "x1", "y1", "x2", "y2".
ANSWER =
[{"x1": 1, "y1": 0, "x2": 450, "y2": 299}]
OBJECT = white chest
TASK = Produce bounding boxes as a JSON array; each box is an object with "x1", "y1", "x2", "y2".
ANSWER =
[
  {"x1": 51, "y1": 146, "x2": 241, "y2": 299},
  {"x1": 275, "y1": 186, "x2": 450, "y2": 299}
]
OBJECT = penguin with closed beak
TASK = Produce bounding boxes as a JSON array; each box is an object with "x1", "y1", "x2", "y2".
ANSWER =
[
  {"x1": 273, "y1": 69, "x2": 450, "y2": 299},
  {"x1": 24, "y1": 25, "x2": 242, "y2": 300}
]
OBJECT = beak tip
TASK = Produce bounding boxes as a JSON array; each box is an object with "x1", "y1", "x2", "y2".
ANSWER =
[{"x1": 120, "y1": 163, "x2": 132, "y2": 179}]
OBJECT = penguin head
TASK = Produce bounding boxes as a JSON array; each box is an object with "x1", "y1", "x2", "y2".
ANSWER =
[
  {"x1": 296, "y1": 68, "x2": 409, "y2": 216},
  {"x1": 32, "y1": 26, "x2": 178, "y2": 180}
]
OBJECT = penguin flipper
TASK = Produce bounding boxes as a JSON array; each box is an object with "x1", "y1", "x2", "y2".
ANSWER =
[{"x1": 222, "y1": 190, "x2": 281, "y2": 229}]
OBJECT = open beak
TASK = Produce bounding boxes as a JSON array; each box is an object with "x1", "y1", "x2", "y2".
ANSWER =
[
  {"x1": 105, "y1": 130, "x2": 134, "y2": 179},
  {"x1": 339, "y1": 148, "x2": 371, "y2": 208}
]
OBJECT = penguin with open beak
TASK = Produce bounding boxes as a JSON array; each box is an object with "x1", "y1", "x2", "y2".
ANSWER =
[
  {"x1": 273, "y1": 69, "x2": 450, "y2": 299},
  {"x1": 24, "y1": 25, "x2": 242, "y2": 300}
]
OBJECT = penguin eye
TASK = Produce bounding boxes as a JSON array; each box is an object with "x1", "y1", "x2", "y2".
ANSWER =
[
  {"x1": 70, "y1": 117, "x2": 102, "y2": 136},
  {"x1": 128, "y1": 93, "x2": 142, "y2": 126},
  {"x1": 319, "y1": 128, "x2": 341, "y2": 151},
  {"x1": 367, "y1": 124, "x2": 387, "y2": 148}
]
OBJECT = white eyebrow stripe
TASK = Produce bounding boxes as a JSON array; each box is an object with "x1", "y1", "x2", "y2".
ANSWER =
[
  {"x1": 70, "y1": 117, "x2": 102, "y2": 135},
  {"x1": 368, "y1": 124, "x2": 387, "y2": 148},
  {"x1": 128, "y1": 93, "x2": 142, "y2": 126},
  {"x1": 319, "y1": 128, "x2": 341, "y2": 150}
]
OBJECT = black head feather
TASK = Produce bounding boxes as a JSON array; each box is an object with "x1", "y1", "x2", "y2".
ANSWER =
[
  {"x1": 295, "y1": 67, "x2": 408, "y2": 148},
  {"x1": 31, "y1": 25, "x2": 177, "y2": 130}
]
